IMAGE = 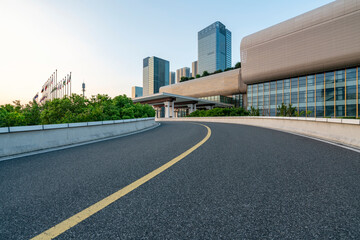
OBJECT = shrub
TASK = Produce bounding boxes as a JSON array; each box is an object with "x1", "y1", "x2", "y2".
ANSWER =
[
  {"x1": 0, "y1": 94, "x2": 155, "y2": 127},
  {"x1": 187, "y1": 107, "x2": 249, "y2": 117}
]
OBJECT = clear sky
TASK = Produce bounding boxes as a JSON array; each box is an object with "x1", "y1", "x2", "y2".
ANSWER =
[{"x1": 0, "y1": 0, "x2": 334, "y2": 105}]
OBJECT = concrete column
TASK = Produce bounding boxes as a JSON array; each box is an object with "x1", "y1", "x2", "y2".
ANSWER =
[
  {"x1": 194, "y1": 104, "x2": 197, "y2": 111},
  {"x1": 187, "y1": 104, "x2": 194, "y2": 113},
  {"x1": 171, "y1": 101, "x2": 174, "y2": 118},
  {"x1": 164, "y1": 102, "x2": 170, "y2": 118}
]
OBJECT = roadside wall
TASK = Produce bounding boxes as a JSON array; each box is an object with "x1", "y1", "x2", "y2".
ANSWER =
[
  {"x1": 0, "y1": 118, "x2": 157, "y2": 158},
  {"x1": 160, "y1": 117, "x2": 360, "y2": 149}
]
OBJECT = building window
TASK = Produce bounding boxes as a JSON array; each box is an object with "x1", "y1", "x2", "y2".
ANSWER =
[
  {"x1": 325, "y1": 71, "x2": 334, "y2": 117},
  {"x1": 346, "y1": 68, "x2": 356, "y2": 117},
  {"x1": 307, "y1": 75, "x2": 315, "y2": 117}
]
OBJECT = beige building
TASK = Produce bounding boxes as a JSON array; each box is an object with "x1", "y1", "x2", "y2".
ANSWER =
[
  {"x1": 137, "y1": 0, "x2": 360, "y2": 118},
  {"x1": 176, "y1": 67, "x2": 190, "y2": 83}
]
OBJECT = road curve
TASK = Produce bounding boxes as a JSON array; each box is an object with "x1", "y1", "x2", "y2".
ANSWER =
[{"x1": 0, "y1": 121, "x2": 359, "y2": 239}]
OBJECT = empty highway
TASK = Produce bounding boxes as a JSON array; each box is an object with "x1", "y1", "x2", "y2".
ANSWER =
[{"x1": 1, "y1": 121, "x2": 360, "y2": 239}]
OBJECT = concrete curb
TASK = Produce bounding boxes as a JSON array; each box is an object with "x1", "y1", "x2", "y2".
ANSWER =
[
  {"x1": 160, "y1": 117, "x2": 360, "y2": 149},
  {"x1": 0, "y1": 118, "x2": 157, "y2": 158}
]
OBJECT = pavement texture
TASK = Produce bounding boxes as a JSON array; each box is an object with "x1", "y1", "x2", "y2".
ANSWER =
[{"x1": 0, "y1": 121, "x2": 360, "y2": 239}]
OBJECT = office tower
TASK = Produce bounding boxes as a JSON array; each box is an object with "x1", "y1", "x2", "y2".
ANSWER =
[
  {"x1": 169, "y1": 72, "x2": 176, "y2": 85},
  {"x1": 176, "y1": 67, "x2": 190, "y2": 82},
  {"x1": 143, "y1": 56, "x2": 169, "y2": 96},
  {"x1": 198, "y1": 21, "x2": 232, "y2": 75},
  {"x1": 192, "y1": 61, "x2": 198, "y2": 77},
  {"x1": 131, "y1": 86, "x2": 143, "y2": 98}
]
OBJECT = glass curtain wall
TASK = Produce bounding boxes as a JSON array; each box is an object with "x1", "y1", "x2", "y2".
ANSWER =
[
  {"x1": 346, "y1": 68, "x2": 356, "y2": 117},
  {"x1": 247, "y1": 67, "x2": 359, "y2": 118},
  {"x1": 270, "y1": 82, "x2": 276, "y2": 116},
  {"x1": 316, "y1": 73, "x2": 324, "y2": 117},
  {"x1": 307, "y1": 75, "x2": 315, "y2": 117}
]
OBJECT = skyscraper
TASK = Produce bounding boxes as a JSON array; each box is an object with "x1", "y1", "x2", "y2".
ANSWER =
[
  {"x1": 176, "y1": 67, "x2": 190, "y2": 83},
  {"x1": 143, "y1": 56, "x2": 169, "y2": 96},
  {"x1": 192, "y1": 61, "x2": 198, "y2": 78},
  {"x1": 198, "y1": 21, "x2": 231, "y2": 75},
  {"x1": 169, "y1": 72, "x2": 176, "y2": 85},
  {"x1": 131, "y1": 86, "x2": 143, "y2": 98}
]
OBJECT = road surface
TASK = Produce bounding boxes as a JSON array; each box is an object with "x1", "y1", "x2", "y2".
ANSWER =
[{"x1": 1, "y1": 122, "x2": 359, "y2": 239}]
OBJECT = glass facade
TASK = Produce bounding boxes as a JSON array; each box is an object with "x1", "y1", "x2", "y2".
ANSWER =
[
  {"x1": 200, "y1": 94, "x2": 244, "y2": 108},
  {"x1": 247, "y1": 67, "x2": 359, "y2": 118},
  {"x1": 198, "y1": 21, "x2": 231, "y2": 74},
  {"x1": 143, "y1": 56, "x2": 169, "y2": 96}
]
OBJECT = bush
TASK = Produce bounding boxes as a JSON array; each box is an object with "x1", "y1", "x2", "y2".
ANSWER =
[
  {"x1": 202, "y1": 71, "x2": 209, "y2": 77},
  {"x1": 187, "y1": 107, "x2": 249, "y2": 117},
  {"x1": 235, "y1": 62, "x2": 241, "y2": 68},
  {"x1": 0, "y1": 94, "x2": 155, "y2": 127},
  {"x1": 276, "y1": 103, "x2": 297, "y2": 117}
]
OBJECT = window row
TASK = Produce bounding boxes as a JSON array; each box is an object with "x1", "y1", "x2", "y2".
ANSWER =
[{"x1": 247, "y1": 67, "x2": 359, "y2": 117}]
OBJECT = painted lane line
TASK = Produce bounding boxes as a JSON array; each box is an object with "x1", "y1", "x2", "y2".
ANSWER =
[{"x1": 31, "y1": 123, "x2": 211, "y2": 240}]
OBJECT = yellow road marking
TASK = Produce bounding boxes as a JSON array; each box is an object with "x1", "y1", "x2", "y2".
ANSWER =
[{"x1": 31, "y1": 123, "x2": 211, "y2": 240}]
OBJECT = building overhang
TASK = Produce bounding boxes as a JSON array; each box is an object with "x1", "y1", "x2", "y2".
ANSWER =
[{"x1": 133, "y1": 92, "x2": 233, "y2": 108}]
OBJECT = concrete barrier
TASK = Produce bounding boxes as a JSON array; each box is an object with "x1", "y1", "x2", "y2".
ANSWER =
[
  {"x1": 0, "y1": 118, "x2": 157, "y2": 158},
  {"x1": 160, "y1": 117, "x2": 360, "y2": 149}
]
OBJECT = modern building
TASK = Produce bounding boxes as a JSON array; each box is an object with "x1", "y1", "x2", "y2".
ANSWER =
[
  {"x1": 138, "y1": 0, "x2": 360, "y2": 119},
  {"x1": 169, "y1": 72, "x2": 176, "y2": 85},
  {"x1": 176, "y1": 67, "x2": 190, "y2": 82},
  {"x1": 198, "y1": 21, "x2": 231, "y2": 75},
  {"x1": 131, "y1": 86, "x2": 143, "y2": 98},
  {"x1": 143, "y1": 56, "x2": 170, "y2": 96},
  {"x1": 243, "y1": 0, "x2": 360, "y2": 118},
  {"x1": 192, "y1": 61, "x2": 198, "y2": 78}
]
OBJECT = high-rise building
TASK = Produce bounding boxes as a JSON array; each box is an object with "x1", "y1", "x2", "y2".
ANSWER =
[
  {"x1": 192, "y1": 61, "x2": 198, "y2": 78},
  {"x1": 198, "y1": 21, "x2": 231, "y2": 75},
  {"x1": 169, "y1": 72, "x2": 176, "y2": 85},
  {"x1": 143, "y1": 56, "x2": 169, "y2": 96},
  {"x1": 131, "y1": 86, "x2": 143, "y2": 98},
  {"x1": 176, "y1": 67, "x2": 190, "y2": 83}
]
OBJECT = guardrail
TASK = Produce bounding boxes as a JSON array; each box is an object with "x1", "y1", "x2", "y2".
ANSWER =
[
  {"x1": 0, "y1": 118, "x2": 154, "y2": 134},
  {"x1": 160, "y1": 117, "x2": 360, "y2": 149},
  {"x1": 0, "y1": 118, "x2": 157, "y2": 159}
]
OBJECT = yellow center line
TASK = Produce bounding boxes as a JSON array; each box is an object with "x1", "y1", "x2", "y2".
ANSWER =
[{"x1": 31, "y1": 123, "x2": 211, "y2": 240}]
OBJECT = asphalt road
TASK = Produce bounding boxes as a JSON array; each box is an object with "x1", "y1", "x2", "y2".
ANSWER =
[{"x1": 1, "y1": 121, "x2": 360, "y2": 239}]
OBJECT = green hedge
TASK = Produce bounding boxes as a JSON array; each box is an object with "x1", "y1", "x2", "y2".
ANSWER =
[
  {"x1": 187, "y1": 107, "x2": 249, "y2": 117},
  {"x1": 0, "y1": 94, "x2": 155, "y2": 127}
]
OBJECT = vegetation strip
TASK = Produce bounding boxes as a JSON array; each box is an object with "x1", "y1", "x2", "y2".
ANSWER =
[
  {"x1": 0, "y1": 94, "x2": 155, "y2": 127},
  {"x1": 31, "y1": 123, "x2": 211, "y2": 240}
]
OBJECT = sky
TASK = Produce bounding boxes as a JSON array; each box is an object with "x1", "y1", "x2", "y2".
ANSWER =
[{"x1": 0, "y1": 0, "x2": 334, "y2": 105}]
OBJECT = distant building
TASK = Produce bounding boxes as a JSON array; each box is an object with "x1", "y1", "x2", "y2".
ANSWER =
[
  {"x1": 192, "y1": 61, "x2": 198, "y2": 77},
  {"x1": 176, "y1": 67, "x2": 190, "y2": 83},
  {"x1": 198, "y1": 21, "x2": 231, "y2": 75},
  {"x1": 131, "y1": 86, "x2": 143, "y2": 98},
  {"x1": 169, "y1": 72, "x2": 176, "y2": 85},
  {"x1": 143, "y1": 56, "x2": 169, "y2": 96}
]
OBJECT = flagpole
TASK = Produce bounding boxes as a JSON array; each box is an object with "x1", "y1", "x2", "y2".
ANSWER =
[
  {"x1": 70, "y1": 72, "x2": 72, "y2": 96},
  {"x1": 55, "y1": 70, "x2": 57, "y2": 99},
  {"x1": 67, "y1": 75, "x2": 69, "y2": 96}
]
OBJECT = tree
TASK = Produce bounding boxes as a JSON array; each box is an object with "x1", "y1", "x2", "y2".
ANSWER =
[
  {"x1": 202, "y1": 71, "x2": 209, "y2": 77},
  {"x1": 0, "y1": 94, "x2": 155, "y2": 127},
  {"x1": 196, "y1": 74, "x2": 201, "y2": 78},
  {"x1": 249, "y1": 106, "x2": 260, "y2": 116},
  {"x1": 235, "y1": 62, "x2": 241, "y2": 68},
  {"x1": 276, "y1": 103, "x2": 297, "y2": 117},
  {"x1": 213, "y1": 69, "x2": 223, "y2": 74},
  {"x1": 180, "y1": 76, "x2": 190, "y2": 82}
]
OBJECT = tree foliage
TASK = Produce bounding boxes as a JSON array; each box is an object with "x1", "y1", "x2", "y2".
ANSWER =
[
  {"x1": 187, "y1": 107, "x2": 249, "y2": 117},
  {"x1": 0, "y1": 94, "x2": 155, "y2": 127},
  {"x1": 276, "y1": 103, "x2": 297, "y2": 117}
]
